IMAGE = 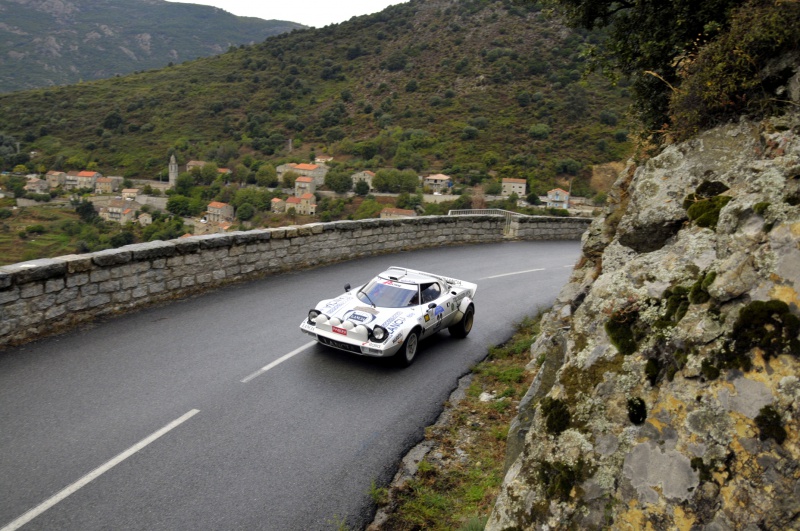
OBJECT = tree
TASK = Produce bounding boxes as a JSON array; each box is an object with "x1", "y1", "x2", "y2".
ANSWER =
[
  {"x1": 354, "y1": 180, "x2": 370, "y2": 196},
  {"x1": 199, "y1": 162, "x2": 219, "y2": 185},
  {"x1": 282, "y1": 170, "x2": 299, "y2": 189},
  {"x1": 484, "y1": 181, "x2": 502, "y2": 195},
  {"x1": 549, "y1": 0, "x2": 747, "y2": 133},
  {"x1": 175, "y1": 173, "x2": 195, "y2": 196},
  {"x1": 166, "y1": 195, "x2": 192, "y2": 216},
  {"x1": 110, "y1": 231, "x2": 135, "y2": 247},
  {"x1": 527, "y1": 192, "x2": 542, "y2": 205},
  {"x1": 72, "y1": 198, "x2": 98, "y2": 222},
  {"x1": 325, "y1": 169, "x2": 353, "y2": 194},
  {"x1": 236, "y1": 203, "x2": 255, "y2": 221},
  {"x1": 234, "y1": 164, "x2": 251, "y2": 184},
  {"x1": 353, "y1": 199, "x2": 384, "y2": 220},
  {"x1": 529, "y1": 123, "x2": 551, "y2": 140},
  {"x1": 461, "y1": 126, "x2": 479, "y2": 140},
  {"x1": 256, "y1": 164, "x2": 278, "y2": 187}
]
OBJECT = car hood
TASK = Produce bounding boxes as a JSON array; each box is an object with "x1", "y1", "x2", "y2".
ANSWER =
[{"x1": 317, "y1": 292, "x2": 417, "y2": 330}]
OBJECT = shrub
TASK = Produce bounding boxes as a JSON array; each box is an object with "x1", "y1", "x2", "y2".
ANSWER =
[
  {"x1": 701, "y1": 359, "x2": 720, "y2": 381},
  {"x1": 627, "y1": 397, "x2": 647, "y2": 425},
  {"x1": 669, "y1": 0, "x2": 800, "y2": 140},
  {"x1": 644, "y1": 358, "x2": 659, "y2": 386},
  {"x1": 686, "y1": 195, "x2": 732, "y2": 229},
  {"x1": 755, "y1": 405, "x2": 786, "y2": 445},
  {"x1": 528, "y1": 123, "x2": 551, "y2": 140},
  {"x1": 540, "y1": 397, "x2": 570, "y2": 435},
  {"x1": 25, "y1": 224, "x2": 46, "y2": 234},
  {"x1": 730, "y1": 300, "x2": 800, "y2": 361},
  {"x1": 537, "y1": 460, "x2": 582, "y2": 500},
  {"x1": 605, "y1": 310, "x2": 640, "y2": 355}
]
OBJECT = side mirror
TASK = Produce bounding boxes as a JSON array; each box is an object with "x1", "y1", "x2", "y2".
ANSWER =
[
  {"x1": 428, "y1": 302, "x2": 437, "y2": 309},
  {"x1": 344, "y1": 283, "x2": 351, "y2": 292}
]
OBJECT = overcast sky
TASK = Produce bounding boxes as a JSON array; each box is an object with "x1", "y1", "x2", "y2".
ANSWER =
[{"x1": 167, "y1": 1, "x2": 409, "y2": 28}]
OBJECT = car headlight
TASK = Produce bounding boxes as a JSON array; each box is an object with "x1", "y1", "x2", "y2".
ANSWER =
[
  {"x1": 308, "y1": 310, "x2": 322, "y2": 324},
  {"x1": 370, "y1": 325, "x2": 388, "y2": 342}
]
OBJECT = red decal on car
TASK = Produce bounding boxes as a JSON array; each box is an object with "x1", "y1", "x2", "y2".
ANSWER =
[{"x1": 332, "y1": 326, "x2": 347, "y2": 335}]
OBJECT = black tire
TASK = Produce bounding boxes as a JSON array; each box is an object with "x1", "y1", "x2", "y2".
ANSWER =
[
  {"x1": 395, "y1": 329, "x2": 420, "y2": 367},
  {"x1": 449, "y1": 304, "x2": 474, "y2": 338}
]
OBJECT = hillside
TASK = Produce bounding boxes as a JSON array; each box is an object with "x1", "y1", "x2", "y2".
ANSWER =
[
  {"x1": 0, "y1": 0, "x2": 305, "y2": 93},
  {"x1": 0, "y1": 0, "x2": 632, "y2": 198}
]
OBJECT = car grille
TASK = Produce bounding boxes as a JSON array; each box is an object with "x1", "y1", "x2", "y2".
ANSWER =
[{"x1": 318, "y1": 335, "x2": 362, "y2": 354}]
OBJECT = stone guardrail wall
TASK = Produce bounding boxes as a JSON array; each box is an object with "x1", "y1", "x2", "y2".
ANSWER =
[{"x1": 0, "y1": 215, "x2": 590, "y2": 349}]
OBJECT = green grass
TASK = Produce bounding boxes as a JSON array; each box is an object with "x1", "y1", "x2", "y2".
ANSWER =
[
  {"x1": 379, "y1": 315, "x2": 543, "y2": 530},
  {"x1": 0, "y1": 205, "x2": 83, "y2": 265}
]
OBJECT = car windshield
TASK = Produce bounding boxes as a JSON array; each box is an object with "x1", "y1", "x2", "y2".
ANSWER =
[{"x1": 358, "y1": 278, "x2": 418, "y2": 308}]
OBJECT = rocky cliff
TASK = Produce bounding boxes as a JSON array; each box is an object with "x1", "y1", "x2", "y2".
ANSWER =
[{"x1": 487, "y1": 111, "x2": 800, "y2": 530}]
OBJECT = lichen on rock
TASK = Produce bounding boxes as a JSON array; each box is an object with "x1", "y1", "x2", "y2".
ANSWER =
[{"x1": 486, "y1": 112, "x2": 800, "y2": 531}]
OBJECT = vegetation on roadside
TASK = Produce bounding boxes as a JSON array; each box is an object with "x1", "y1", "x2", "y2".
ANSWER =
[
  {"x1": 376, "y1": 315, "x2": 543, "y2": 530},
  {"x1": 551, "y1": 0, "x2": 800, "y2": 141}
]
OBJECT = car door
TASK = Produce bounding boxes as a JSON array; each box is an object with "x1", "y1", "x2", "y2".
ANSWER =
[{"x1": 420, "y1": 282, "x2": 455, "y2": 337}]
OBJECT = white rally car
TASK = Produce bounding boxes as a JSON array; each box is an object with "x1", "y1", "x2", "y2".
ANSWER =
[{"x1": 300, "y1": 266, "x2": 477, "y2": 366}]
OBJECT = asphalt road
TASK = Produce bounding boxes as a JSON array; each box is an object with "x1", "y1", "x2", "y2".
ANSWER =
[{"x1": 0, "y1": 240, "x2": 581, "y2": 530}]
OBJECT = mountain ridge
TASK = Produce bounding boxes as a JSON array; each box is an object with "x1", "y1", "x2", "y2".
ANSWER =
[{"x1": 0, "y1": 0, "x2": 306, "y2": 92}]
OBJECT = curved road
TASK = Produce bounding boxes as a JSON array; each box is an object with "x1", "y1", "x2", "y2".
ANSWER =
[{"x1": 0, "y1": 240, "x2": 580, "y2": 530}]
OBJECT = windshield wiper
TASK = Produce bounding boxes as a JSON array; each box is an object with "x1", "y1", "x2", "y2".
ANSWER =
[{"x1": 358, "y1": 287, "x2": 377, "y2": 308}]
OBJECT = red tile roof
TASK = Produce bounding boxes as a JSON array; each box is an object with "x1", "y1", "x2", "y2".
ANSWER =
[
  {"x1": 503, "y1": 178, "x2": 526, "y2": 184},
  {"x1": 293, "y1": 163, "x2": 319, "y2": 171},
  {"x1": 208, "y1": 201, "x2": 230, "y2": 209}
]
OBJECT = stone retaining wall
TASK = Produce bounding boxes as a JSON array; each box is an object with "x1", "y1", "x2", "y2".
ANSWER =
[{"x1": 0, "y1": 215, "x2": 590, "y2": 349}]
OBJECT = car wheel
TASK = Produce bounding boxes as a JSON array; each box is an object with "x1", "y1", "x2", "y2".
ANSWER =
[
  {"x1": 395, "y1": 329, "x2": 420, "y2": 367},
  {"x1": 449, "y1": 304, "x2": 474, "y2": 338}
]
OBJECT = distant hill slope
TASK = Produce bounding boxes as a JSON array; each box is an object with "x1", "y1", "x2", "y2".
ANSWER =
[
  {"x1": 0, "y1": 0, "x2": 305, "y2": 92},
  {"x1": 0, "y1": 0, "x2": 632, "y2": 196}
]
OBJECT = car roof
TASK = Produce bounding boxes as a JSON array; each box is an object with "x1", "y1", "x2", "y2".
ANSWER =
[{"x1": 377, "y1": 268, "x2": 439, "y2": 286}]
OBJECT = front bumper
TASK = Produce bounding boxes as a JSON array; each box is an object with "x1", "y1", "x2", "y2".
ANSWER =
[{"x1": 299, "y1": 320, "x2": 402, "y2": 357}]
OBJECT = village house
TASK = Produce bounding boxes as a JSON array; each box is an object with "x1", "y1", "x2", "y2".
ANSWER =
[
  {"x1": 351, "y1": 170, "x2": 375, "y2": 191},
  {"x1": 546, "y1": 188, "x2": 570, "y2": 209},
  {"x1": 76, "y1": 171, "x2": 101, "y2": 189},
  {"x1": 64, "y1": 171, "x2": 80, "y2": 191},
  {"x1": 193, "y1": 220, "x2": 233, "y2": 235},
  {"x1": 271, "y1": 197, "x2": 286, "y2": 213},
  {"x1": 121, "y1": 188, "x2": 139, "y2": 201},
  {"x1": 285, "y1": 196, "x2": 301, "y2": 214},
  {"x1": 276, "y1": 163, "x2": 329, "y2": 186},
  {"x1": 314, "y1": 154, "x2": 334, "y2": 165},
  {"x1": 100, "y1": 199, "x2": 140, "y2": 224},
  {"x1": 298, "y1": 192, "x2": 316, "y2": 216},
  {"x1": 138, "y1": 212, "x2": 153, "y2": 226},
  {"x1": 380, "y1": 207, "x2": 417, "y2": 219},
  {"x1": 45, "y1": 170, "x2": 66, "y2": 188},
  {"x1": 423, "y1": 174, "x2": 452, "y2": 193},
  {"x1": 186, "y1": 160, "x2": 206, "y2": 173},
  {"x1": 95, "y1": 177, "x2": 114, "y2": 194},
  {"x1": 108, "y1": 176, "x2": 125, "y2": 191},
  {"x1": 206, "y1": 201, "x2": 234, "y2": 223},
  {"x1": 502, "y1": 178, "x2": 527, "y2": 197},
  {"x1": 23, "y1": 177, "x2": 49, "y2": 194},
  {"x1": 294, "y1": 176, "x2": 316, "y2": 197}
]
